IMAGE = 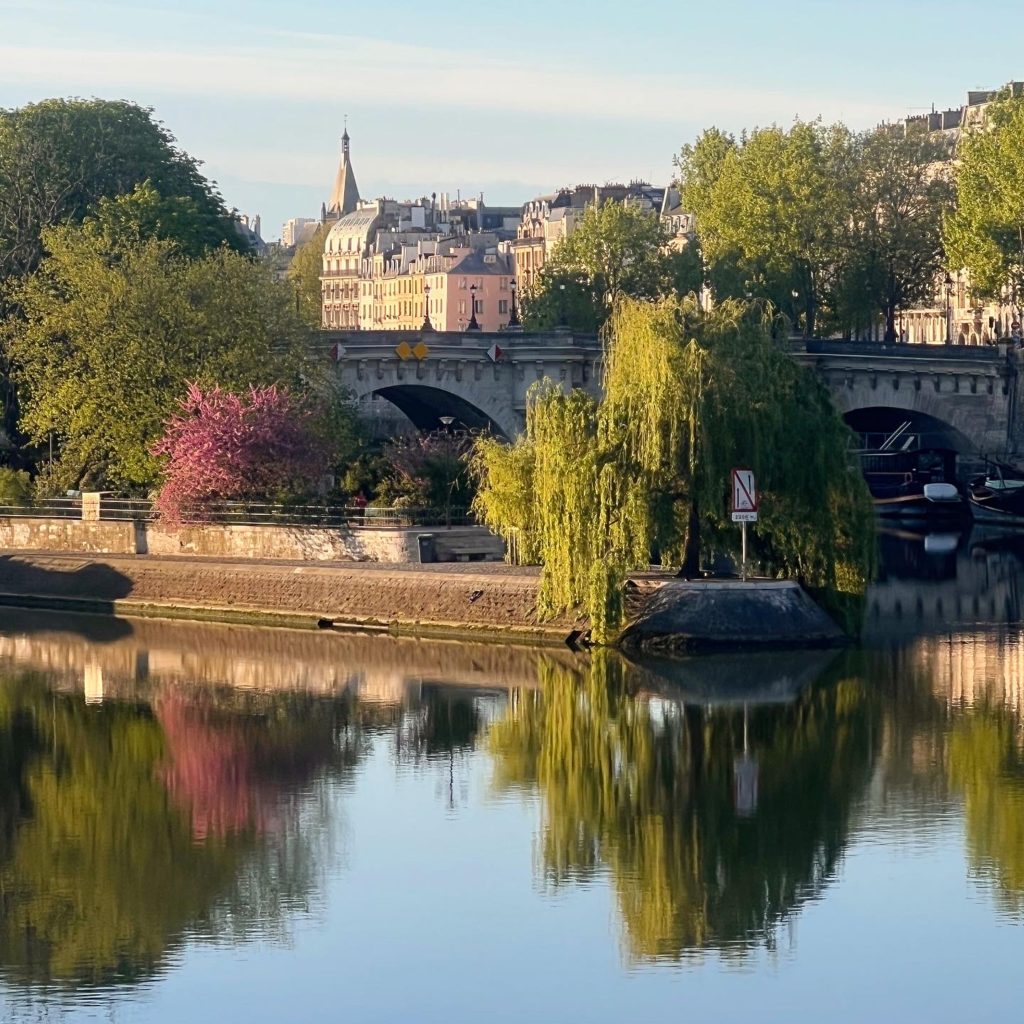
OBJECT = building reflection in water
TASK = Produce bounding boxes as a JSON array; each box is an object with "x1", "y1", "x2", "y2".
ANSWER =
[{"x1": 1, "y1": 528, "x2": 1024, "y2": 988}]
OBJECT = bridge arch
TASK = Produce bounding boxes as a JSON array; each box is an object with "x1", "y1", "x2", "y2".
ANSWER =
[
  {"x1": 364, "y1": 384, "x2": 512, "y2": 438},
  {"x1": 843, "y1": 406, "x2": 976, "y2": 455}
]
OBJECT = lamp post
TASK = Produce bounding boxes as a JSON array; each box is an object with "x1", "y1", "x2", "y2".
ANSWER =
[
  {"x1": 508, "y1": 279, "x2": 521, "y2": 329},
  {"x1": 439, "y1": 416, "x2": 456, "y2": 529},
  {"x1": 467, "y1": 283, "x2": 481, "y2": 331},
  {"x1": 421, "y1": 282, "x2": 433, "y2": 331},
  {"x1": 944, "y1": 272, "x2": 954, "y2": 344},
  {"x1": 557, "y1": 282, "x2": 567, "y2": 331}
]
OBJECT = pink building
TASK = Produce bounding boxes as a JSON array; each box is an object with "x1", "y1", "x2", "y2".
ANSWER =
[{"x1": 359, "y1": 246, "x2": 515, "y2": 333}]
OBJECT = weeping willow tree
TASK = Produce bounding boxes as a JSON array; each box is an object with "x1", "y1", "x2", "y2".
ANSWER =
[{"x1": 472, "y1": 296, "x2": 875, "y2": 642}]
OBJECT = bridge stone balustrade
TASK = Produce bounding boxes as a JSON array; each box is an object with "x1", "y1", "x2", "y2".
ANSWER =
[{"x1": 323, "y1": 330, "x2": 1021, "y2": 457}]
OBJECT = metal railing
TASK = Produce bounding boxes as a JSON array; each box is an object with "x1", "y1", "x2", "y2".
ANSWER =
[
  {"x1": 0, "y1": 496, "x2": 474, "y2": 529},
  {"x1": 0, "y1": 497, "x2": 83, "y2": 519}
]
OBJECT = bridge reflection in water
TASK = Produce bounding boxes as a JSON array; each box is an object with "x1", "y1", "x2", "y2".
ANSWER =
[{"x1": 0, "y1": 536, "x2": 1023, "y2": 1009}]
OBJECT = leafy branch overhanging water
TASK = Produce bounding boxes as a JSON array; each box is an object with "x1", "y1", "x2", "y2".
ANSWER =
[{"x1": 472, "y1": 297, "x2": 875, "y2": 642}]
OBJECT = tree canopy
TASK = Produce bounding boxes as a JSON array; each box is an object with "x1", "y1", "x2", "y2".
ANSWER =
[
  {"x1": 677, "y1": 120, "x2": 952, "y2": 339},
  {"x1": 521, "y1": 201, "x2": 701, "y2": 332},
  {"x1": 3, "y1": 223, "x2": 317, "y2": 492},
  {"x1": 472, "y1": 297, "x2": 874, "y2": 642},
  {"x1": 0, "y1": 98, "x2": 244, "y2": 283},
  {"x1": 287, "y1": 222, "x2": 329, "y2": 328},
  {"x1": 152, "y1": 384, "x2": 332, "y2": 523},
  {"x1": 944, "y1": 91, "x2": 1024, "y2": 299}
]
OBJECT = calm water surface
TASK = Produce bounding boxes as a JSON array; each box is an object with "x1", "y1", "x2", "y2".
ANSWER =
[{"x1": 2, "y1": 529, "x2": 1024, "y2": 1022}]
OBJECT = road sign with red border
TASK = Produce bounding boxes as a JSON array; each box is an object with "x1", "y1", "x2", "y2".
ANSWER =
[{"x1": 731, "y1": 468, "x2": 758, "y2": 522}]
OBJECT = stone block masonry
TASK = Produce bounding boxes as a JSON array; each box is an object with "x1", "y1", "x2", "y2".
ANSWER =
[
  {"x1": 0, "y1": 554, "x2": 584, "y2": 644},
  {"x1": 0, "y1": 517, "x2": 503, "y2": 564}
]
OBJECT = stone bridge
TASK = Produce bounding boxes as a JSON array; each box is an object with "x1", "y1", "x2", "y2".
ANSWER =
[
  {"x1": 796, "y1": 340, "x2": 1019, "y2": 457},
  {"x1": 323, "y1": 330, "x2": 1020, "y2": 456},
  {"x1": 322, "y1": 329, "x2": 602, "y2": 439}
]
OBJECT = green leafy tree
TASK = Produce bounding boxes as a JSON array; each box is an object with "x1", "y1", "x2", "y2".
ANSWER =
[
  {"x1": 680, "y1": 121, "x2": 856, "y2": 337},
  {"x1": 379, "y1": 430, "x2": 474, "y2": 511},
  {"x1": 0, "y1": 466, "x2": 31, "y2": 505},
  {"x1": 841, "y1": 128, "x2": 953, "y2": 341},
  {"x1": 4, "y1": 225, "x2": 317, "y2": 492},
  {"x1": 472, "y1": 297, "x2": 874, "y2": 642},
  {"x1": 945, "y1": 91, "x2": 1024, "y2": 299},
  {"x1": 0, "y1": 98, "x2": 244, "y2": 283},
  {"x1": 287, "y1": 222, "x2": 329, "y2": 328},
  {"x1": 489, "y1": 653, "x2": 877, "y2": 960},
  {"x1": 81, "y1": 181, "x2": 243, "y2": 261},
  {"x1": 522, "y1": 201, "x2": 698, "y2": 332}
]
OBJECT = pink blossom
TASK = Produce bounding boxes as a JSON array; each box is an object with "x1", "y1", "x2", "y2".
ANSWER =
[{"x1": 152, "y1": 383, "x2": 328, "y2": 524}]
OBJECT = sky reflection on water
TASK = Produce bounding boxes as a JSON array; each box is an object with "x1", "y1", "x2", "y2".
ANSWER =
[{"x1": 1, "y1": 529, "x2": 1024, "y2": 1022}]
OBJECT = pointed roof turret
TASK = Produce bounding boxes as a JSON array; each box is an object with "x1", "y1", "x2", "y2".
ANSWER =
[{"x1": 327, "y1": 119, "x2": 360, "y2": 218}]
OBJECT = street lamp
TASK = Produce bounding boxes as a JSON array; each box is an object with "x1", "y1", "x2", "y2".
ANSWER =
[
  {"x1": 438, "y1": 416, "x2": 457, "y2": 529},
  {"x1": 421, "y1": 282, "x2": 433, "y2": 331},
  {"x1": 557, "y1": 282, "x2": 568, "y2": 331},
  {"x1": 508, "y1": 279, "x2": 521, "y2": 329},
  {"x1": 467, "y1": 283, "x2": 481, "y2": 331},
  {"x1": 944, "y1": 272, "x2": 954, "y2": 344}
]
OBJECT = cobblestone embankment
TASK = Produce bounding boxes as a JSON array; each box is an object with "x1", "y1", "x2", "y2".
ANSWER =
[{"x1": 0, "y1": 551, "x2": 584, "y2": 644}]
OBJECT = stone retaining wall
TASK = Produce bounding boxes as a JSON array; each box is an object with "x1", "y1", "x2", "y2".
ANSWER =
[
  {"x1": 0, "y1": 517, "x2": 137, "y2": 554},
  {"x1": 0, "y1": 516, "x2": 502, "y2": 564},
  {"x1": 0, "y1": 554, "x2": 581, "y2": 643}
]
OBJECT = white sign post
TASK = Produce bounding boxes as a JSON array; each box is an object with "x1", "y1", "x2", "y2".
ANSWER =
[{"x1": 730, "y1": 468, "x2": 758, "y2": 581}]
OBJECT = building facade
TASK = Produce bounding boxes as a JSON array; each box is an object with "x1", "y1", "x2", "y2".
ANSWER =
[
  {"x1": 319, "y1": 129, "x2": 520, "y2": 330},
  {"x1": 892, "y1": 81, "x2": 1024, "y2": 346},
  {"x1": 508, "y1": 181, "x2": 694, "y2": 290}
]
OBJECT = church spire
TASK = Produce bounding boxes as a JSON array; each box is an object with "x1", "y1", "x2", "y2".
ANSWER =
[{"x1": 327, "y1": 117, "x2": 360, "y2": 219}]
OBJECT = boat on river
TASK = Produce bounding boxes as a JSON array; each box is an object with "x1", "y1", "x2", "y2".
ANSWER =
[
  {"x1": 967, "y1": 460, "x2": 1024, "y2": 524},
  {"x1": 857, "y1": 445, "x2": 964, "y2": 520}
]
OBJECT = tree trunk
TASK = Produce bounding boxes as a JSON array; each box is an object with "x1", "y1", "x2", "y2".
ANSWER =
[
  {"x1": 679, "y1": 497, "x2": 701, "y2": 578},
  {"x1": 805, "y1": 290, "x2": 816, "y2": 339}
]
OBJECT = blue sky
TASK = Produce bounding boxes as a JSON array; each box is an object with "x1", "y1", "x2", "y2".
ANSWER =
[{"x1": 2, "y1": 0, "x2": 1022, "y2": 240}]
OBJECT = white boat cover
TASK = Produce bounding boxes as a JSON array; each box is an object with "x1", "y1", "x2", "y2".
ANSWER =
[{"x1": 923, "y1": 482, "x2": 960, "y2": 503}]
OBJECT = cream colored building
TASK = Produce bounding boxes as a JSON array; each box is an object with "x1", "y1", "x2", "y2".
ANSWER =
[
  {"x1": 892, "y1": 81, "x2": 1024, "y2": 345},
  {"x1": 319, "y1": 129, "x2": 519, "y2": 330},
  {"x1": 359, "y1": 244, "x2": 515, "y2": 332}
]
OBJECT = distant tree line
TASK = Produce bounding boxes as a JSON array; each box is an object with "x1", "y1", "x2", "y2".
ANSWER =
[{"x1": 524, "y1": 89, "x2": 1024, "y2": 342}]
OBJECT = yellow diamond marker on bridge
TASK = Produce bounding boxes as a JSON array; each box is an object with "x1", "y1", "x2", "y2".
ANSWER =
[
  {"x1": 412, "y1": 341, "x2": 430, "y2": 361},
  {"x1": 395, "y1": 341, "x2": 413, "y2": 360}
]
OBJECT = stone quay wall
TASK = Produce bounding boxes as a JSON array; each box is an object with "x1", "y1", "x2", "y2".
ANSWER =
[
  {"x1": 0, "y1": 516, "x2": 503, "y2": 564},
  {"x1": 0, "y1": 554, "x2": 582, "y2": 644}
]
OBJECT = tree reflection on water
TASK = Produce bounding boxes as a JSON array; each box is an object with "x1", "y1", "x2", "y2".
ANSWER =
[
  {"x1": 0, "y1": 677, "x2": 356, "y2": 989},
  {"x1": 948, "y1": 705, "x2": 1024, "y2": 916},
  {"x1": 489, "y1": 651, "x2": 880, "y2": 961},
  {"x1": 3, "y1": 592, "x2": 1024, "y2": 993}
]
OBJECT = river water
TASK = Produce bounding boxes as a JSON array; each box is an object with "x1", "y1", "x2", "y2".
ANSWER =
[{"x1": 1, "y1": 531, "x2": 1023, "y2": 1023}]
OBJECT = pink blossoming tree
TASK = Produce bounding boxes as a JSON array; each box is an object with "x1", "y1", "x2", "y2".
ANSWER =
[{"x1": 152, "y1": 383, "x2": 329, "y2": 523}]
